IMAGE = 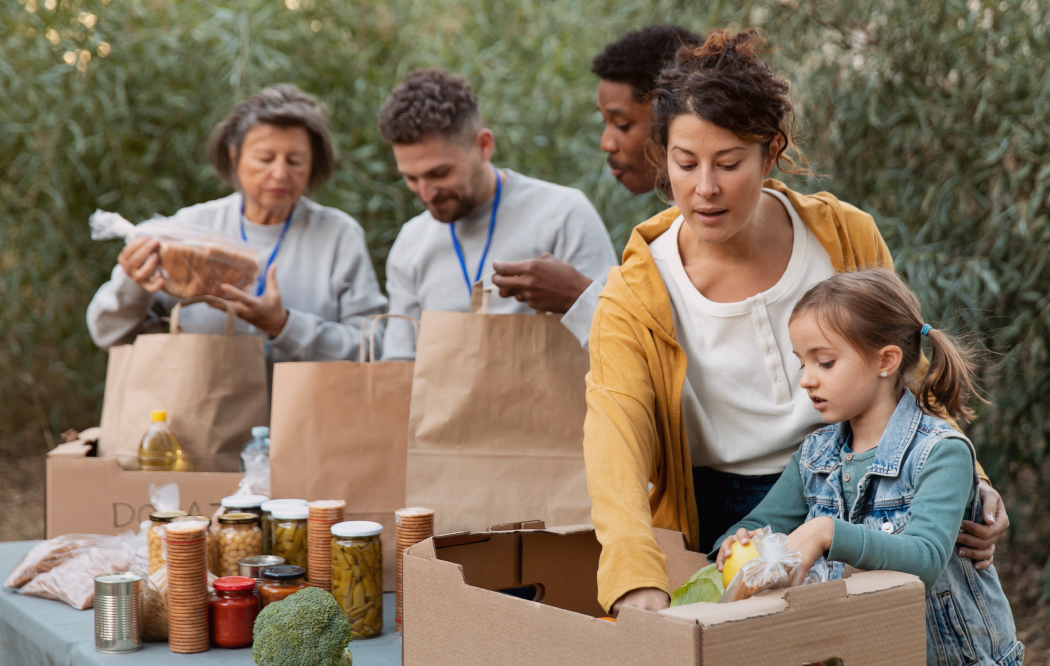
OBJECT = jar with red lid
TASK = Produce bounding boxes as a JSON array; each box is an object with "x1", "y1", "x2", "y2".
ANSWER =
[{"x1": 209, "y1": 576, "x2": 259, "y2": 648}]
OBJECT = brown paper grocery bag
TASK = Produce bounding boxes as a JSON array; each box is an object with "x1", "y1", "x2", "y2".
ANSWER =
[
  {"x1": 407, "y1": 282, "x2": 592, "y2": 536},
  {"x1": 98, "y1": 296, "x2": 269, "y2": 472},
  {"x1": 269, "y1": 314, "x2": 417, "y2": 592}
]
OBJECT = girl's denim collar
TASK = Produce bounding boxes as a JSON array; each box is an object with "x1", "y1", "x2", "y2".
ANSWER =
[{"x1": 803, "y1": 390, "x2": 923, "y2": 477}]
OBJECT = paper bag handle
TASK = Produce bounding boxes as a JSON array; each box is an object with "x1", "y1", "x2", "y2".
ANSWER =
[
  {"x1": 358, "y1": 314, "x2": 420, "y2": 363},
  {"x1": 170, "y1": 296, "x2": 237, "y2": 336},
  {"x1": 470, "y1": 272, "x2": 554, "y2": 316}
]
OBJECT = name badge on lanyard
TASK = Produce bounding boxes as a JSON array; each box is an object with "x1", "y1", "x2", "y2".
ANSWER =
[
  {"x1": 240, "y1": 197, "x2": 295, "y2": 297},
  {"x1": 450, "y1": 165, "x2": 502, "y2": 297}
]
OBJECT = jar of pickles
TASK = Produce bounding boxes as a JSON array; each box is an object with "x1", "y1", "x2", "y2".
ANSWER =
[
  {"x1": 259, "y1": 565, "x2": 309, "y2": 608},
  {"x1": 271, "y1": 505, "x2": 308, "y2": 570},
  {"x1": 220, "y1": 494, "x2": 269, "y2": 520},
  {"x1": 147, "y1": 510, "x2": 188, "y2": 574},
  {"x1": 260, "y1": 499, "x2": 307, "y2": 556},
  {"x1": 216, "y1": 513, "x2": 262, "y2": 577},
  {"x1": 331, "y1": 521, "x2": 383, "y2": 639},
  {"x1": 172, "y1": 515, "x2": 215, "y2": 574}
]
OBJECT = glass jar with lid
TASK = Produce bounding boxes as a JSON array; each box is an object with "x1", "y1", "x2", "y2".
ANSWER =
[
  {"x1": 270, "y1": 505, "x2": 308, "y2": 570},
  {"x1": 216, "y1": 513, "x2": 262, "y2": 577},
  {"x1": 258, "y1": 565, "x2": 309, "y2": 608},
  {"x1": 260, "y1": 499, "x2": 307, "y2": 556},
  {"x1": 171, "y1": 515, "x2": 215, "y2": 574},
  {"x1": 146, "y1": 510, "x2": 188, "y2": 574},
  {"x1": 220, "y1": 494, "x2": 269, "y2": 520},
  {"x1": 209, "y1": 576, "x2": 259, "y2": 648},
  {"x1": 331, "y1": 521, "x2": 383, "y2": 639}
]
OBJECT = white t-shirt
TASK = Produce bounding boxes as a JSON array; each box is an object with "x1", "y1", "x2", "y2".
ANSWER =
[{"x1": 648, "y1": 188, "x2": 835, "y2": 475}]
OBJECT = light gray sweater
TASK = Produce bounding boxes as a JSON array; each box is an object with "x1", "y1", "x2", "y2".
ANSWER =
[
  {"x1": 382, "y1": 169, "x2": 617, "y2": 360},
  {"x1": 86, "y1": 194, "x2": 388, "y2": 363}
]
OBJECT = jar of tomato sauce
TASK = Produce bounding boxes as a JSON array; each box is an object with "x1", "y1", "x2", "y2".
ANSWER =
[
  {"x1": 259, "y1": 565, "x2": 309, "y2": 608},
  {"x1": 209, "y1": 576, "x2": 259, "y2": 648}
]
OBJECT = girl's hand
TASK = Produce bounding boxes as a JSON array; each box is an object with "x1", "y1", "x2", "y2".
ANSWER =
[
  {"x1": 786, "y1": 517, "x2": 835, "y2": 578},
  {"x1": 118, "y1": 237, "x2": 165, "y2": 293},
  {"x1": 217, "y1": 265, "x2": 289, "y2": 338},
  {"x1": 716, "y1": 528, "x2": 763, "y2": 572}
]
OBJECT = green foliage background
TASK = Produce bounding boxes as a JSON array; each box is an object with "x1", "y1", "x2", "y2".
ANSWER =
[{"x1": 1, "y1": 0, "x2": 1048, "y2": 561}]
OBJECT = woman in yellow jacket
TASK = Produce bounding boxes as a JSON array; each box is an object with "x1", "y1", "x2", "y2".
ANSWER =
[{"x1": 584, "y1": 29, "x2": 1009, "y2": 615}]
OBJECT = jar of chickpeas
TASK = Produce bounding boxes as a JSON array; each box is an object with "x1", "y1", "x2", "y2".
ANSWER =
[
  {"x1": 270, "y1": 505, "x2": 308, "y2": 571},
  {"x1": 260, "y1": 499, "x2": 307, "y2": 556},
  {"x1": 172, "y1": 515, "x2": 216, "y2": 574},
  {"x1": 147, "y1": 510, "x2": 188, "y2": 574},
  {"x1": 331, "y1": 521, "x2": 383, "y2": 639},
  {"x1": 216, "y1": 513, "x2": 263, "y2": 577}
]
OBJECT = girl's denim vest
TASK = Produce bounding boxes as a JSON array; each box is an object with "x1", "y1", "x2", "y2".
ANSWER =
[{"x1": 798, "y1": 392, "x2": 1023, "y2": 666}]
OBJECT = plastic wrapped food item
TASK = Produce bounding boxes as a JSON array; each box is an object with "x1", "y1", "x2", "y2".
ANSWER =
[
  {"x1": 89, "y1": 210, "x2": 259, "y2": 299},
  {"x1": 217, "y1": 513, "x2": 263, "y2": 577},
  {"x1": 21, "y1": 547, "x2": 135, "y2": 610},
  {"x1": 331, "y1": 521, "x2": 383, "y2": 639},
  {"x1": 271, "y1": 506, "x2": 308, "y2": 570},
  {"x1": 171, "y1": 515, "x2": 216, "y2": 575},
  {"x1": 719, "y1": 527, "x2": 804, "y2": 603},
  {"x1": 147, "y1": 511, "x2": 188, "y2": 574},
  {"x1": 4, "y1": 534, "x2": 108, "y2": 588}
]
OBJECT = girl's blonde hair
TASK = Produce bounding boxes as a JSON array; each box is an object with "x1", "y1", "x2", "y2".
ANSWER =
[{"x1": 790, "y1": 269, "x2": 983, "y2": 422}]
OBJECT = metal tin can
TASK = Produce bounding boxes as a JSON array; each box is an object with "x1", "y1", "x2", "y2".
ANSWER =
[
  {"x1": 94, "y1": 572, "x2": 144, "y2": 653},
  {"x1": 237, "y1": 554, "x2": 285, "y2": 595}
]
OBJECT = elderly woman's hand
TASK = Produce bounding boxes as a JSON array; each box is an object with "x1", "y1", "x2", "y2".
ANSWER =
[
  {"x1": 217, "y1": 265, "x2": 289, "y2": 338},
  {"x1": 118, "y1": 237, "x2": 166, "y2": 292}
]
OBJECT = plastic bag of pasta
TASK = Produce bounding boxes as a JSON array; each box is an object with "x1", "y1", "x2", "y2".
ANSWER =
[
  {"x1": 89, "y1": 210, "x2": 260, "y2": 299},
  {"x1": 4, "y1": 534, "x2": 108, "y2": 589}
]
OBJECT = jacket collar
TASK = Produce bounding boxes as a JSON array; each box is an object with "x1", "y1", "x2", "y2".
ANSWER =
[{"x1": 804, "y1": 391, "x2": 924, "y2": 477}]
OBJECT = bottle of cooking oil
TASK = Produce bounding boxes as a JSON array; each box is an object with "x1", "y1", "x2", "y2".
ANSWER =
[{"x1": 139, "y1": 410, "x2": 181, "y2": 471}]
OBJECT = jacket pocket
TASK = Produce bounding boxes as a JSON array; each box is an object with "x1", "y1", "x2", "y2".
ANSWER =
[{"x1": 930, "y1": 590, "x2": 979, "y2": 666}]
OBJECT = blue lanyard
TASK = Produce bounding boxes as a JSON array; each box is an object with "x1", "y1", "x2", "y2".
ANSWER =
[
  {"x1": 240, "y1": 198, "x2": 295, "y2": 297},
  {"x1": 449, "y1": 165, "x2": 501, "y2": 296}
]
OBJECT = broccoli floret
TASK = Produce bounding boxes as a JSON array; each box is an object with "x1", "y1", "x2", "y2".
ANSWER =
[{"x1": 252, "y1": 586, "x2": 352, "y2": 666}]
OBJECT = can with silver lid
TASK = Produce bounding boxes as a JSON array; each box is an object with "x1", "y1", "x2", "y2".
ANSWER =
[
  {"x1": 94, "y1": 572, "x2": 144, "y2": 653},
  {"x1": 238, "y1": 554, "x2": 285, "y2": 595}
]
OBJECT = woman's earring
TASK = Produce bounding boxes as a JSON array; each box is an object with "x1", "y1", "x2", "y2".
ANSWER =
[{"x1": 880, "y1": 371, "x2": 888, "y2": 377}]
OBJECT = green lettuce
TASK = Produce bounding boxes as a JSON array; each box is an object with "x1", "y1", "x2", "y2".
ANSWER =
[{"x1": 670, "y1": 563, "x2": 725, "y2": 607}]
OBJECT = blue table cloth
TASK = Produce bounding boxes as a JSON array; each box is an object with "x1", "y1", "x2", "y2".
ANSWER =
[{"x1": 0, "y1": 541, "x2": 400, "y2": 665}]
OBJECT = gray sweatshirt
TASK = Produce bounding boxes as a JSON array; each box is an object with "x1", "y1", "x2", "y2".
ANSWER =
[
  {"x1": 382, "y1": 169, "x2": 617, "y2": 360},
  {"x1": 86, "y1": 194, "x2": 388, "y2": 363}
]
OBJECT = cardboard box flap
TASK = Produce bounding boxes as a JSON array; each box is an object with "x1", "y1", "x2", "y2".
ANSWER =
[
  {"x1": 659, "y1": 590, "x2": 788, "y2": 624},
  {"x1": 653, "y1": 526, "x2": 709, "y2": 589},
  {"x1": 844, "y1": 569, "x2": 919, "y2": 595}
]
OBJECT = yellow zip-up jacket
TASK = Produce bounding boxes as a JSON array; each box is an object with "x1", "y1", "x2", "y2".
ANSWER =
[{"x1": 583, "y1": 179, "x2": 983, "y2": 612}]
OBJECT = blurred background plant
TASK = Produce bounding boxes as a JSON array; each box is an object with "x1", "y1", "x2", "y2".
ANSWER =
[{"x1": 1, "y1": 0, "x2": 1047, "y2": 649}]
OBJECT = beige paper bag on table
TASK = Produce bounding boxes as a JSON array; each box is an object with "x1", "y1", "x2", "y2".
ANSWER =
[
  {"x1": 407, "y1": 283, "x2": 592, "y2": 536},
  {"x1": 269, "y1": 315, "x2": 417, "y2": 592},
  {"x1": 99, "y1": 296, "x2": 269, "y2": 472}
]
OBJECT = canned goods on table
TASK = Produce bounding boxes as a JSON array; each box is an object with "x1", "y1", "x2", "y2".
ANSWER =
[
  {"x1": 94, "y1": 572, "x2": 144, "y2": 654},
  {"x1": 217, "y1": 513, "x2": 263, "y2": 577},
  {"x1": 260, "y1": 499, "x2": 307, "y2": 556},
  {"x1": 238, "y1": 554, "x2": 285, "y2": 595},
  {"x1": 331, "y1": 521, "x2": 383, "y2": 639}
]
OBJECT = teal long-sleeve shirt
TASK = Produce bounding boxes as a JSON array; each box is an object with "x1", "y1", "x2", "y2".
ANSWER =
[{"x1": 707, "y1": 438, "x2": 975, "y2": 589}]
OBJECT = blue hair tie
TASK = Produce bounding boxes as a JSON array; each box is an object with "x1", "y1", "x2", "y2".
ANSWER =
[{"x1": 920, "y1": 323, "x2": 932, "y2": 337}]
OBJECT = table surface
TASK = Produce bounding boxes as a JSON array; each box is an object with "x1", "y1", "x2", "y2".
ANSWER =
[{"x1": 0, "y1": 541, "x2": 401, "y2": 666}]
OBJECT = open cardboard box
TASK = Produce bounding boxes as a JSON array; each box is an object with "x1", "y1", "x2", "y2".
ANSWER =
[
  {"x1": 403, "y1": 522, "x2": 926, "y2": 665},
  {"x1": 45, "y1": 454, "x2": 242, "y2": 539}
]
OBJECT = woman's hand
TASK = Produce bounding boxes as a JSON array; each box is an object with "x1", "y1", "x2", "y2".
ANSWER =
[
  {"x1": 609, "y1": 587, "x2": 670, "y2": 617},
  {"x1": 786, "y1": 517, "x2": 834, "y2": 579},
  {"x1": 957, "y1": 480, "x2": 1009, "y2": 571},
  {"x1": 715, "y1": 528, "x2": 762, "y2": 573},
  {"x1": 217, "y1": 265, "x2": 289, "y2": 338},
  {"x1": 118, "y1": 237, "x2": 165, "y2": 292}
]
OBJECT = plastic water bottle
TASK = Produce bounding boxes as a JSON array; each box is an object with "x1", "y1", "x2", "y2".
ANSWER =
[{"x1": 240, "y1": 426, "x2": 270, "y2": 472}]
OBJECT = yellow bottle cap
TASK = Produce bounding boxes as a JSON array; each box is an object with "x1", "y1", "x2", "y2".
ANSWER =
[{"x1": 151, "y1": 410, "x2": 167, "y2": 422}]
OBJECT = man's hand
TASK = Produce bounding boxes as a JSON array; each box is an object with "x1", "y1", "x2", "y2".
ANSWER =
[
  {"x1": 217, "y1": 265, "x2": 289, "y2": 338},
  {"x1": 957, "y1": 480, "x2": 1009, "y2": 571},
  {"x1": 118, "y1": 237, "x2": 165, "y2": 293},
  {"x1": 610, "y1": 587, "x2": 669, "y2": 617},
  {"x1": 491, "y1": 253, "x2": 592, "y2": 313}
]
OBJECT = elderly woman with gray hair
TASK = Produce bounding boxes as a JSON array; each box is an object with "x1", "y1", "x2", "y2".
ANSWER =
[{"x1": 88, "y1": 84, "x2": 387, "y2": 362}]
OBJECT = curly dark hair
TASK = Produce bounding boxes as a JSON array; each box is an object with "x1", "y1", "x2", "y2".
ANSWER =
[
  {"x1": 648, "y1": 29, "x2": 806, "y2": 192},
  {"x1": 591, "y1": 25, "x2": 703, "y2": 100},
  {"x1": 207, "y1": 84, "x2": 334, "y2": 192},
  {"x1": 377, "y1": 68, "x2": 483, "y2": 145}
]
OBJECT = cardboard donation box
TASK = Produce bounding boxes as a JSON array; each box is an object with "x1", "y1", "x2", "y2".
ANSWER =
[
  {"x1": 403, "y1": 524, "x2": 927, "y2": 666},
  {"x1": 45, "y1": 455, "x2": 242, "y2": 539}
]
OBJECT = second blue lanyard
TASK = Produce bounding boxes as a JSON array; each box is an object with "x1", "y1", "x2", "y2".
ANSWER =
[
  {"x1": 450, "y1": 165, "x2": 501, "y2": 297},
  {"x1": 240, "y1": 197, "x2": 295, "y2": 297}
]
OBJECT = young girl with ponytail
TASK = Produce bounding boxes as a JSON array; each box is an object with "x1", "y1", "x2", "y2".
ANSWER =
[{"x1": 714, "y1": 269, "x2": 1022, "y2": 666}]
